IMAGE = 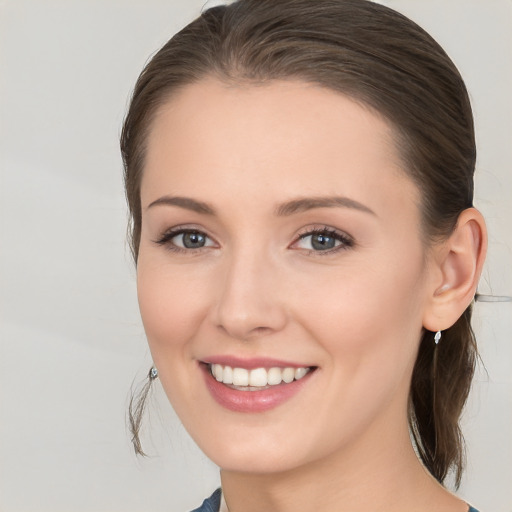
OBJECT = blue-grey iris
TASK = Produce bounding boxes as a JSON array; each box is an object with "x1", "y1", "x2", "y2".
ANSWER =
[
  {"x1": 183, "y1": 232, "x2": 206, "y2": 248},
  {"x1": 311, "y1": 233, "x2": 336, "y2": 250}
]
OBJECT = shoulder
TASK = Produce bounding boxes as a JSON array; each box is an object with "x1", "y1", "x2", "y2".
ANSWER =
[
  {"x1": 468, "y1": 507, "x2": 480, "y2": 512},
  {"x1": 189, "y1": 488, "x2": 222, "y2": 512}
]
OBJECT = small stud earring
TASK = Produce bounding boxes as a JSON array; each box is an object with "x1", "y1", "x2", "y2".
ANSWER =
[
  {"x1": 149, "y1": 367, "x2": 158, "y2": 380},
  {"x1": 434, "y1": 331, "x2": 442, "y2": 345}
]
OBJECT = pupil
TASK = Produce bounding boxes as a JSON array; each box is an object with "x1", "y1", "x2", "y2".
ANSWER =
[
  {"x1": 312, "y1": 234, "x2": 335, "y2": 250},
  {"x1": 183, "y1": 232, "x2": 205, "y2": 248}
]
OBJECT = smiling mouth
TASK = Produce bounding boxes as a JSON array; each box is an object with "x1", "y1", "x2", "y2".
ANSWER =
[
  {"x1": 201, "y1": 361, "x2": 317, "y2": 412},
  {"x1": 208, "y1": 363, "x2": 315, "y2": 391}
]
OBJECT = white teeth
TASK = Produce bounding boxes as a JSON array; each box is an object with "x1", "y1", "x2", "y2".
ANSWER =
[
  {"x1": 223, "y1": 365, "x2": 233, "y2": 384},
  {"x1": 249, "y1": 368, "x2": 268, "y2": 387},
  {"x1": 295, "y1": 367, "x2": 308, "y2": 380},
  {"x1": 210, "y1": 364, "x2": 311, "y2": 388},
  {"x1": 232, "y1": 367, "x2": 249, "y2": 386},
  {"x1": 282, "y1": 367, "x2": 295, "y2": 383},
  {"x1": 267, "y1": 367, "x2": 283, "y2": 385},
  {"x1": 213, "y1": 363, "x2": 223, "y2": 382}
]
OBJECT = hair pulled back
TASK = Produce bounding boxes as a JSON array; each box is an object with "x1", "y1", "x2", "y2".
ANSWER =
[{"x1": 121, "y1": 0, "x2": 478, "y2": 487}]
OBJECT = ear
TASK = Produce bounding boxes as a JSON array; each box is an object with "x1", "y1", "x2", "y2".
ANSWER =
[{"x1": 423, "y1": 208, "x2": 487, "y2": 332}]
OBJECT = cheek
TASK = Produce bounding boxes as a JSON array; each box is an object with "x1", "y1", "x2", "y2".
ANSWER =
[
  {"x1": 136, "y1": 261, "x2": 212, "y2": 420},
  {"x1": 296, "y1": 255, "x2": 426, "y2": 384},
  {"x1": 136, "y1": 260, "x2": 208, "y2": 362},
  {"x1": 287, "y1": 263, "x2": 426, "y2": 450}
]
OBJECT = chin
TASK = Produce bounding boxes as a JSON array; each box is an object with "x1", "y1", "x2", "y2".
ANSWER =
[
  {"x1": 190, "y1": 422, "x2": 322, "y2": 475},
  {"x1": 211, "y1": 450, "x2": 303, "y2": 475}
]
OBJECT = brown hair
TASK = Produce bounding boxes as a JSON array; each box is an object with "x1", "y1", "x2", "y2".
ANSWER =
[{"x1": 122, "y1": 0, "x2": 477, "y2": 486}]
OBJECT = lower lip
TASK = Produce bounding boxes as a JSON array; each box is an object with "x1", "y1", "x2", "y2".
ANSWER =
[{"x1": 201, "y1": 364, "x2": 314, "y2": 413}]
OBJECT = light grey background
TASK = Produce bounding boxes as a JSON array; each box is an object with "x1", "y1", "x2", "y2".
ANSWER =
[{"x1": 0, "y1": 1, "x2": 510, "y2": 511}]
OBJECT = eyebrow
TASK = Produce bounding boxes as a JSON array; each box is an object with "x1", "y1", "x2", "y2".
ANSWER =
[
  {"x1": 146, "y1": 195, "x2": 375, "y2": 217},
  {"x1": 275, "y1": 196, "x2": 376, "y2": 217},
  {"x1": 147, "y1": 196, "x2": 215, "y2": 214}
]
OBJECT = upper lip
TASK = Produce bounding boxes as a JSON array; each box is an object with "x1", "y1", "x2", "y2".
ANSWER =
[{"x1": 201, "y1": 355, "x2": 315, "y2": 370}]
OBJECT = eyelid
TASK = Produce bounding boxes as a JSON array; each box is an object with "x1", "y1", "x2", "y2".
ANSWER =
[
  {"x1": 152, "y1": 224, "x2": 354, "y2": 255},
  {"x1": 290, "y1": 225, "x2": 355, "y2": 254},
  {"x1": 153, "y1": 225, "x2": 218, "y2": 252}
]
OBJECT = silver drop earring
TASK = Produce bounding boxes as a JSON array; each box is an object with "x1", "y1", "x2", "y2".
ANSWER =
[
  {"x1": 149, "y1": 366, "x2": 158, "y2": 380},
  {"x1": 434, "y1": 331, "x2": 442, "y2": 345}
]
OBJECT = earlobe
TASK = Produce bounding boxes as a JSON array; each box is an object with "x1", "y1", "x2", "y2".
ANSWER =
[{"x1": 423, "y1": 208, "x2": 487, "y2": 332}]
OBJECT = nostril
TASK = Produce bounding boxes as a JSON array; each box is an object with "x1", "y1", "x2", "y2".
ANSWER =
[
  {"x1": 216, "y1": 324, "x2": 273, "y2": 341},
  {"x1": 252, "y1": 326, "x2": 273, "y2": 335}
]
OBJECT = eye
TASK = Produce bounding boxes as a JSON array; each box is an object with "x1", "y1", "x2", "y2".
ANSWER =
[
  {"x1": 292, "y1": 227, "x2": 354, "y2": 253},
  {"x1": 154, "y1": 228, "x2": 216, "y2": 252},
  {"x1": 174, "y1": 231, "x2": 210, "y2": 249}
]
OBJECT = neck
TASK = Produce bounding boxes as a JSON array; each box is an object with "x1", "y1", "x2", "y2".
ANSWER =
[{"x1": 220, "y1": 417, "x2": 464, "y2": 512}]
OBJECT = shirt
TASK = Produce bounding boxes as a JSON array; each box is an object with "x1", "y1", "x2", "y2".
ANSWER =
[{"x1": 190, "y1": 488, "x2": 481, "y2": 512}]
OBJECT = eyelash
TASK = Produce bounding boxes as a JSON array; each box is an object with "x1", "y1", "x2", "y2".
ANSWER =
[
  {"x1": 293, "y1": 226, "x2": 354, "y2": 255},
  {"x1": 153, "y1": 226, "x2": 214, "y2": 254},
  {"x1": 153, "y1": 225, "x2": 355, "y2": 255}
]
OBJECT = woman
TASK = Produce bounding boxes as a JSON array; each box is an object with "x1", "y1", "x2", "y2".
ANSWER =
[{"x1": 121, "y1": 1, "x2": 487, "y2": 510}]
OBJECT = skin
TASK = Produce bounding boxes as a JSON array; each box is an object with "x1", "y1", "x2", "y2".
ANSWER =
[{"x1": 137, "y1": 78, "x2": 485, "y2": 512}]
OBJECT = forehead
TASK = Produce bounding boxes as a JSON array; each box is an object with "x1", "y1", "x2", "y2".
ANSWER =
[{"x1": 142, "y1": 78, "x2": 418, "y2": 217}]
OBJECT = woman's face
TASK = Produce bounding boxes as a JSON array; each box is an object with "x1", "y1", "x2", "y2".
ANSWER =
[{"x1": 137, "y1": 79, "x2": 434, "y2": 473}]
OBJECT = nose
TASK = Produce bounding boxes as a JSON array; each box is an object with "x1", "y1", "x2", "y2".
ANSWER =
[{"x1": 212, "y1": 249, "x2": 288, "y2": 341}]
